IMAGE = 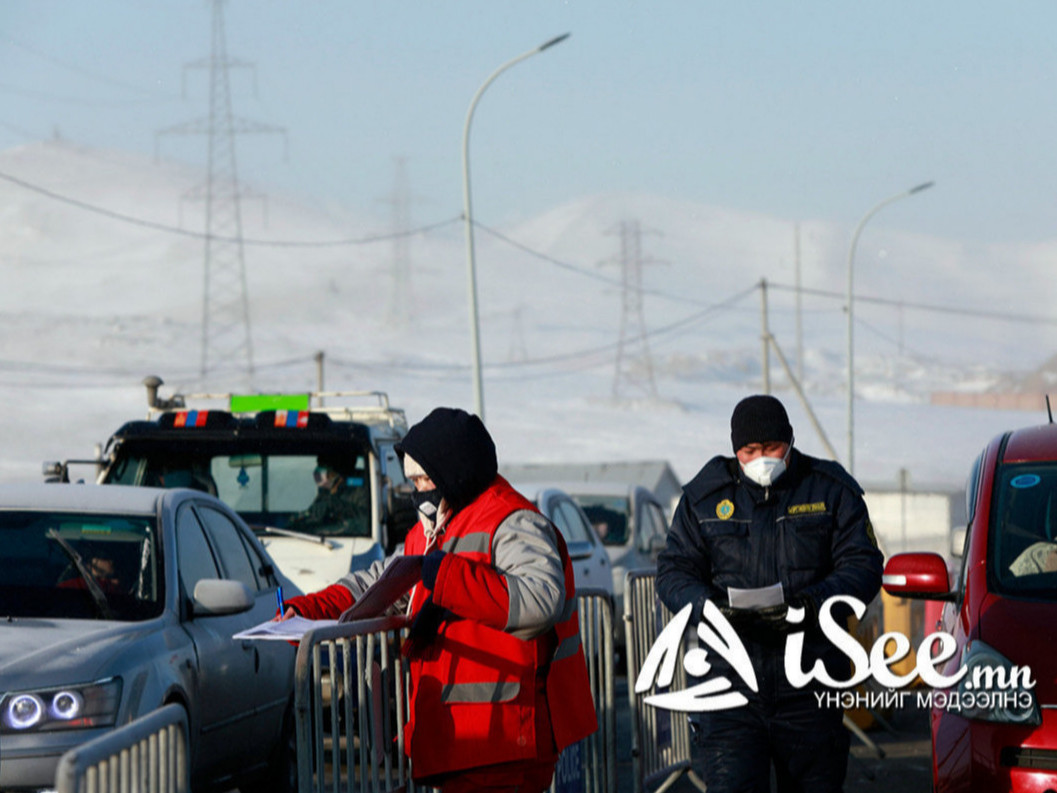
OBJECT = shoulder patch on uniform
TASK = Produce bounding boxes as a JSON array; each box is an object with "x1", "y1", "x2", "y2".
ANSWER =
[
  {"x1": 788, "y1": 501, "x2": 827, "y2": 515},
  {"x1": 865, "y1": 520, "x2": 879, "y2": 549},
  {"x1": 716, "y1": 499, "x2": 735, "y2": 520}
]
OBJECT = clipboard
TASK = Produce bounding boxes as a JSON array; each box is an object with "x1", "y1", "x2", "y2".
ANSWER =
[{"x1": 338, "y1": 554, "x2": 424, "y2": 622}]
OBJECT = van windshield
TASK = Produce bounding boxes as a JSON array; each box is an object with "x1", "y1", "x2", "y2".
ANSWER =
[
  {"x1": 990, "y1": 462, "x2": 1057, "y2": 598},
  {"x1": 575, "y1": 495, "x2": 630, "y2": 547},
  {"x1": 106, "y1": 451, "x2": 371, "y2": 538}
]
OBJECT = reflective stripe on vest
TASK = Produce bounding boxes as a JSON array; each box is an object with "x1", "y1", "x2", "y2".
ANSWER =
[
  {"x1": 440, "y1": 681, "x2": 521, "y2": 704},
  {"x1": 441, "y1": 529, "x2": 491, "y2": 555}
]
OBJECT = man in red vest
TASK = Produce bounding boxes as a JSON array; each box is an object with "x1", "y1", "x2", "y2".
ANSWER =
[{"x1": 282, "y1": 407, "x2": 597, "y2": 792}]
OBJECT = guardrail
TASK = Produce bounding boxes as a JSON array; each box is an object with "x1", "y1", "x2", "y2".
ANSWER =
[
  {"x1": 552, "y1": 588, "x2": 616, "y2": 793},
  {"x1": 623, "y1": 570, "x2": 707, "y2": 793},
  {"x1": 294, "y1": 614, "x2": 413, "y2": 793},
  {"x1": 54, "y1": 703, "x2": 189, "y2": 793},
  {"x1": 293, "y1": 591, "x2": 616, "y2": 793}
]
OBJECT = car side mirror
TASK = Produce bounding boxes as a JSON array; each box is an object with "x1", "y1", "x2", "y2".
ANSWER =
[
  {"x1": 192, "y1": 579, "x2": 254, "y2": 617},
  {"x1": 882, "y1": 552, "x2": 956, "y2": 602}
]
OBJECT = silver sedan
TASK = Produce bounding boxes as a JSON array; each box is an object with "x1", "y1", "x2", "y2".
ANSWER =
[{"x1": 0, "y1": 483, "x2": 300, "y2": 793}]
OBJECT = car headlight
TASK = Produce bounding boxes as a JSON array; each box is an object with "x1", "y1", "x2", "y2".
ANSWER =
[
  {"x1": 957, "y1": 641, "x2": 1040, "y2": 726},
  {"x1": 1, "y1": 678, "x2": 122, "y2": 733}
]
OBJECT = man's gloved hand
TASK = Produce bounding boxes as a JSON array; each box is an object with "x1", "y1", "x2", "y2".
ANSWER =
[
  {"x1": 718, "y1": 605, "x2": 759, "y2": 631},
  {"x1": 401, "y1": 596, "x2": 446, "y2": 657},
  {"x1": 755, "y1": 603, "x2": 792, "y2": 634},
  {"x1": 788, "y1": 593, "x2": 818, "y2": 629},
  {"x1": 756, "y1": 595, "x2": 819, "y2": 636},
  {"x1": 421, "y1": 550, "x2": 446, "y2": 590}
]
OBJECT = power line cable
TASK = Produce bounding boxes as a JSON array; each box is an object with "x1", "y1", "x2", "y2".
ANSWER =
[
  {"x1": 0, "y1": 168, "x2": 461, "y2": 246},
  {"x1": 472, "y1": 219, "x2": 710, "y2": 308},
  {"x1": 769, "y1": 281, "x2": 1057, "y2": 327},
  {"x1": 1, "y1": 36, "x2": 179, "y2": 99}
]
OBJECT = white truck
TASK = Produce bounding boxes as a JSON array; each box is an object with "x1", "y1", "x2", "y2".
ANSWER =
[{"x1": 48, "y1": 376, "x2": 417, "y2": 594}]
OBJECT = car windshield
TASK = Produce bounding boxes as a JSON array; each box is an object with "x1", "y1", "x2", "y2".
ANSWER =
[
  {"x1": 990, "y1": 463, "x2": 1057, "y2": 599},
  {"x1": 0, "y1": 511, "x2": 163, "y2": 620},
  {"x1": 575, "y1": 495, "x2": 630, "y2": 547},
  {"x1": 107, "y1": 450, "x2": 371, "y2": 538}
]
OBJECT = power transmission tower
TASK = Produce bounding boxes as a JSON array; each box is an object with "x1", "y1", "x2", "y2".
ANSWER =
[
  {"x1": 602, "y1": 219, "x2": 663, "y2": 399},
  {"x1": 155, "y1": 0, "x2": 286, "y2": 383}
]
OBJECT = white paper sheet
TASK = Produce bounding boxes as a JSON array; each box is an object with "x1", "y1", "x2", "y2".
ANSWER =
[
  {"x1": 726, "y1": 582, "x2": 784, "y2": 609},
  {"x1": 232, "y1": 615, "x2": 338, "y2": 641}
]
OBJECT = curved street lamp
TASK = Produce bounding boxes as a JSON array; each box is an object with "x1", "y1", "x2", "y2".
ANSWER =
[
  {"x1": 461, "y1": 33, "x2": 570, "y2": 423},
  {"x1": 846, "y1": 180, "x2": 934, "y2": 476}
]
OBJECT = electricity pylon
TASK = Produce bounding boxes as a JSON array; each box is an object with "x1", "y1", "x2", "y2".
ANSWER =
[
  {"x1": 156, "y1": 0, "x2": 286, "y2": 383},
  {"x1": 603, "y1": 219, "x2": 663, "y2": 399}
]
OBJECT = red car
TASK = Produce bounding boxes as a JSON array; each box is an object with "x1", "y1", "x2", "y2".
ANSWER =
[{"x1": 884, "y1": 421, "x2": 1057, "y2": 792}]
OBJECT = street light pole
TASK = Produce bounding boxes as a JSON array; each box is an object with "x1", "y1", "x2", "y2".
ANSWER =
[
  {"x1": 461, "y1": 33, "x2": 570, "y2": 423},
  {"x1": 846, "y1": 180, "x2": 933, "y2": 476}
]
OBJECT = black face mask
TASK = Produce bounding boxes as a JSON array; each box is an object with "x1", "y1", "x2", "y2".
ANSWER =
[{"x1": 411, "y1": 489, "x2": 443, "y2": 520}]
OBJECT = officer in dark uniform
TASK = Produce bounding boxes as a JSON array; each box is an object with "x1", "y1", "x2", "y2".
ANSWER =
[{"x1": 656, "y1": 394, "x2": 883, "y2": 793}]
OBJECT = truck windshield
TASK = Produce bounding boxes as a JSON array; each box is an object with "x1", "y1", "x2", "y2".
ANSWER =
[
  {"x1": 0, "y1": 511, "x2": 163, "y2": 620},
  {"x1": 107, "y1": 451, "x2": 371, "y2": 538},
  {"x1": 991, "y1": 462, "x2": 1057, "y2": 597}
]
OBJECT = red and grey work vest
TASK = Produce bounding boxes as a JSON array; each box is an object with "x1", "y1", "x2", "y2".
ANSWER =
[{"x1": 402, "y1": 476, "x2": 598, "y2": 778}]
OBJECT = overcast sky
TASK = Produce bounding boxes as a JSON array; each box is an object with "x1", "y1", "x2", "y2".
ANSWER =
[{"x1": 2, "y1": 2, "x2": 1056, "y2": 245}]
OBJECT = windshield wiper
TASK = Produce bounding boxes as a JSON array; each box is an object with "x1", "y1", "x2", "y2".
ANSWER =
[
  {"x1": 257, "y1": 525, "x2": 338, "y2": 550},
  {"x1": 47, "y1": 529, "x2": 115, "y2": 620}
]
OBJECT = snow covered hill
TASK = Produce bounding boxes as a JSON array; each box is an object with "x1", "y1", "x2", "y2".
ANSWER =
[{"x1": 0, "y1": 139, "x2": 1052, "y2": 491}]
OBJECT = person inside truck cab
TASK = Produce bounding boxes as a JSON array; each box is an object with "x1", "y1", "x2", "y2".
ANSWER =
[
  {"x1": 287, "y1": 455, "x2": 368, "y2": 535},
  {"x1": 151, "y1": 459, "x2": 217, "y2": 496}
]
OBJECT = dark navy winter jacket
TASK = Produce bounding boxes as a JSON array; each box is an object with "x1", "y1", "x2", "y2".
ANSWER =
[{"x1": 657, "y1": 448, "x2": 883, "y2": 684}]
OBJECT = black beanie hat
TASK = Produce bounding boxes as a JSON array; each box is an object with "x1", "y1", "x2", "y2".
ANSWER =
[
  {"x1": 730, "y1": 394, "x2": 793, "y2": 452},
  {"x1": 395, "y1": 407, "x2": 498, "y2": 512}
]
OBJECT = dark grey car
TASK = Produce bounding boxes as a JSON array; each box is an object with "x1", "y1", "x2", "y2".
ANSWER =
[{"x1": 0, "y1": 483, "x2": 300, "y2": 793}]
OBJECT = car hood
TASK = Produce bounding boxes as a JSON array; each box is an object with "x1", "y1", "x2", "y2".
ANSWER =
[
  {"x1": 259, "y1": 535, "x2": 384, "y2": 594},
  {"x1": 0, "y1": 618, "x2": 156, "y2": 688},
  {"x1": 979, "y1": 594, "x2": 1057, "y2": 705}
]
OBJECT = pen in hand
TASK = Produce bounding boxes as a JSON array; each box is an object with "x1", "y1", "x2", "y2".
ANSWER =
[{"x1": 275, "y1": 585, "x2": 285, "y2": 619}]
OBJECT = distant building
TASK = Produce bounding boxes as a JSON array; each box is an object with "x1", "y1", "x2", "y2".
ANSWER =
[
  {"x1": 500, "y1": 459, "x2": 684, "y2": 517},
  {"x1": 860, "y1": 481, "x2": 966, "y2": 560}
]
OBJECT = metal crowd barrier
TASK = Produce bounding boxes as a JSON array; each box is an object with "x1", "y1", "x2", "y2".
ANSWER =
[
  {"x1": 294, "y1": 591, "x2": 616, "y2": 793},
  {"x1": 54, "y1": 703, "x2": 189, "y2": 793},
  {"x1": 294, "y1": 614, "x2": 414, "y2": 793},
  {"x1": 552, "y1": 588, "x2": 616, "y2": 793},
  {"x1": 623, "y1": 570, "x2": 707, "y2": 793}
]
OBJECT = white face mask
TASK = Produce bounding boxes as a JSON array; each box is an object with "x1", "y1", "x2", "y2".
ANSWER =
[{"x1": 741, "y1": 451, "x2": 788, "y2": 486}]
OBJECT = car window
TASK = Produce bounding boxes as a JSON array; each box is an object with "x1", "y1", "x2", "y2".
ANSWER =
[
  {"x1": 196, "y1": 506, "x2": 261, "y2": 592},
  {"x1": 641, "y1": 501, "x2": 667, "y2": 544},
  {"x1": 176, "y1": 504, "x2": 221, "y2": 603},
  {"x1": 0, "y1": 510, "x2": 162, "y2": 621},
  {"x1": 553, "y1": 498, "x2": 591, "y2": 544},
  {"x1": 576, "y1": 495, "x2": 630, "y2": 547},
  {"x1": 990, "y1": 462, "x2": 1057, "y2": 598}
]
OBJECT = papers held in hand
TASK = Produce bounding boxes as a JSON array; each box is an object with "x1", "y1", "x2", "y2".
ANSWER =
[
  {"x1": 338, "y1": 554, "x2": 424, "y2": 622},
  {"x1": 232, "y1": 554, "x2": 424, "y2": 641},
  {"x1": 726, "y1": 582, "x2": 784, "y2": 610}
]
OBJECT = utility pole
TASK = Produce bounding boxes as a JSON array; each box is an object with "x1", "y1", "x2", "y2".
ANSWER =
[
  {"x1": 603, "y1": 219, "x2": 663, "y2": 400},
  {"x1": 156, "y1": 0, "x2": 286, "y2": 384}
]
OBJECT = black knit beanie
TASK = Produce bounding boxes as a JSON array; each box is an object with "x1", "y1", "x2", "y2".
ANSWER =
[
  {"x1": 730, "y1": 395, "x2": 793, "y2": 452},
  {"x1": 395, "y1": 407, "x2": 498, "y2": 512}
]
